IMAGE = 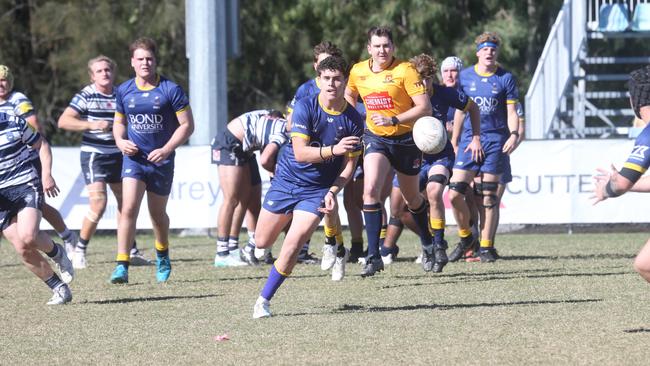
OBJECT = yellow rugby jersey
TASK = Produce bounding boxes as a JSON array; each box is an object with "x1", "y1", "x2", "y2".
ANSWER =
[{"x1": 348, "y1": 58, "x2": 426, "y2": 136}]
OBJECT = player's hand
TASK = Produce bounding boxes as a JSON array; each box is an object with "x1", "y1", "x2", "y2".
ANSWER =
[
  {"x1": 502, "y1": 134, "x2": 518, "y2": 155},
  {"x1": 591, "y1": 164, "x2": 618, "y2": 205},
  {"x1": 464, "y1": 136, "x2": 483, "y2": 162},
  {"x1": 148, "y1": 147, "x2": 171, "y2": 164},
  {"x1": 318, "y1": 191, "x2": 338, "y2": 214},
  {"x1": 42, "y1": 174, "x2": 60, "y2": 198},
  {"x1": 371, "y1": 113, "x2": 392, "y2": 127},
  {"x1": 93, "y1": 120, "x2": 111, "y2": 131},
  {"x1": 332, "y1": 136, "x2": 361, "y2": 156},
  {"x1": 117, "y1": 139, "x2": 139, "y2": 156}
]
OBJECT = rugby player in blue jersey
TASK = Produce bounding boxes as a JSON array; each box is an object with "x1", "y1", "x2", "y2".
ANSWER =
[
  {"x1": 0, "y1": 112, "x2": 74, "y2": 304},
  {"x1": 58, "y1": 55, "x2": 150, "y2": 269},
  {"x1": 109, "y1": 38, "x2": 194, "y2": 284},
  {"x1": 212, "y1": 109, "x2": 287, "y2": 267},
  {"x1": 287, "y1": 41, "x2": 362, "y2": 265},
  {"x1": 0, "y1": 65, "x2": 78, "y2": 254},
  {"x1": 253, "y1": 55, "x2": 363, "y2": 318},
  {"x1": 448, "y1": 32, "x2": 519, "y2": 263},
  {"x1": 382, "y1": 54, "x2": 480, "y2": 272},
  {"x1": 593, "y1": 65, "x2": 650, "y2": 284}
]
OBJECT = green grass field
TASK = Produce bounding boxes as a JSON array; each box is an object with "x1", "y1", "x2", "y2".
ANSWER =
[{"x1": 1, "y1": 230, "x2": 649, "y2": 365}]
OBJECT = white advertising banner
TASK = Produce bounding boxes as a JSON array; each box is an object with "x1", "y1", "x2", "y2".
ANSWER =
[{"x1": 44, "y1": 140, "x2": 647, "y2": 230}]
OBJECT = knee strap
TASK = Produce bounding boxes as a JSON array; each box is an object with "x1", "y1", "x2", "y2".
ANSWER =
[
  {"x1": 449, "y1": 181, "x2": 469, "y2": 195},
  {"x1": 481, "y1": 181, "x2": 499, "y2": 209},
  {"x1": 407, "y1": 198, "x2": 427, "y2": 215},
  {"x1": 427, "y1": 174, "x2": 448, "y2": 186},
  {"x1": 473, "y1": 182, "x2": 483, "y2": 196},
  {"x1": 388, "y1": 216, "x2": 404, "y2": 228}
]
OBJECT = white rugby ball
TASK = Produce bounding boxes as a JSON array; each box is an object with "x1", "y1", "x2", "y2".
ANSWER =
[{"x1": 412, "y1": 116, "x2": 447, "y2": 154}]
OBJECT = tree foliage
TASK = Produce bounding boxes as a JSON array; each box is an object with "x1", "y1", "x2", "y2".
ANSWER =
[{"x1": 0, "y1": 0, "x2": 562, "y2": 145}]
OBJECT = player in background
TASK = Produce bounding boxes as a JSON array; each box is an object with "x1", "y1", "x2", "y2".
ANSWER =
[
  {"x1": 253, "y1": 56, "x2": 363, "y2": 318},
  {"x1": 0, "y1": 65, "x2": 78, "y2": 252},
  {"x1": 448, "y1": 32, "x2": 519, "y2": 263},
  {"x1": 345, "y1": 26, "x2": 437, "y2": 276},
  {"x1": 0, "y1": 112, "x2": 74, "y2": 304},
  {"x1": 381, "y1": 54, "x2": 480, "y2": 272},
  {"x1": 592, "y1": 65, "x2": 650, "y2": 284},
  {"x1": 58, "y1": 55, "x2": 150, "y2": 269},
  {"x1": 109, "y1": 37, "x2": 194, "y2": 284},
  {"x1": 211, "y1": 109, "x2": 287, "y2": 267}
]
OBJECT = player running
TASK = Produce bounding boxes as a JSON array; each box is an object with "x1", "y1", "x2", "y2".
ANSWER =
[{"x1": 253, "y1": 55, "x2": 363, "y2": 318}]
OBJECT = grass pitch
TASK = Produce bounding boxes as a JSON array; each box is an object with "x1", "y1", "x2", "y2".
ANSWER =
[{"x1": 1, "y1": 230, "x2": 649, "y2": 365}]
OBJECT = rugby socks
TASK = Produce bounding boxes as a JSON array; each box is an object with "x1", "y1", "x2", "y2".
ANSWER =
[
  {"x1": 247, "y1": 230, "x2": 255, "y2": 247},
  {"x1": 335, "y1": 225, "x2": 346, "y2": 257},
  {"x1": 76, "y1": 238, "x2": 89, "y2": 254},
  {"x1": 363, "y1": 203, "x2": 383, "y2": 259},
  {"x1": 46, "y1": 243, "x2": 60, "y2": 259},
  {"x1": 378, "y1": 224, "x2": 387, "y2": 247},
  {"x1": 155, "y1": 240, "x2": 169, "y2": 258},
  {"x1": 430, "y1": 218, "x2": 445, "y2": 247},
  {"x1": 228, "y1": 236, "x2": 239, "y2": 252},
  {"x1": 260, "y1": 265, "x2": 288, "y2": 301},
  {"x1": 408, "y1": 201, "x2": 433, "y2": 251},
  {"x1": 58, "y1": 228, "x2": 74, "y2": 243},
  {"x1": 480, "y1": 239, "x2": 494, "y2": 249},
  {"x1": 216, "y1": 237, "x2": 229, "y2": 257},
  {"x1": 350, "y1": 238, "x2": 364, "y2": 255},
  {"x1": 44, "y1": 274, "x2": 64, "y2": 290},
  {"x1": 324, "y1": 224, "x2": 337, "y2": 246},
  {"x1": 299, "y1": 241, "x2": 311, "y2": 257},
  {"x1": 116, "y1": 253, "x2": 130, "y2": 269},
  {"x1": 459, "y1": 228, "x2": 474, "y2": 247}
]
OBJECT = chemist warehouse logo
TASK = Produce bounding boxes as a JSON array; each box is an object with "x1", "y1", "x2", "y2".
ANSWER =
[{"x1": 129, "y1": 113, "x2": 164, "y2": 133}]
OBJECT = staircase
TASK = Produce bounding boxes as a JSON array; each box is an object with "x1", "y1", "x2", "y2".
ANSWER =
[{"x1": 526, "y1": 0, "x2": 650, "y2": 139}]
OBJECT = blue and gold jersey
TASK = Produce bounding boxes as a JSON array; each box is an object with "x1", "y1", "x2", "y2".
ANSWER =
[
  {"x1": 115, "y1": 75, "x2": 189, "y2": 157},
  {"x1": 0, "y1": 112, "x2": 40, "y2": 189},
  {"x1": 624, "y1": 123, "x2": 650, "y2": 176},
  {"x1": 431, "y1": 84, "x2": 470, "y2": 123},
  {"x1": 459, "y1": 65, "x2": 518, "y2": 142},
  {"x1": 275, "y1": 94, "x2": 363, "y2": 189},
  {"x1": 287, "y1": 78, "x2": 320, "y2": 113}
]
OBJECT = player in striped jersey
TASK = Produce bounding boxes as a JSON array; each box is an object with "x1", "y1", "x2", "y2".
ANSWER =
[
  {"x1": 212, "y1": 109, "x2": 287, "y2": 267},
  {"x1": 593, "y1": 65, "x2": 650, "y2": 283},
  {"x1": 0, "y1": 65, "x2": 78, "y2": 252},
  {"x1": 0, "y1": 112, "x2": 74, "y2": 304},
  {"x1": 58, "y1": 55, "x2": 150, "y2": 269},
  {"x1": 109, "y1": 38, "x2": 194, "y2": 284}
]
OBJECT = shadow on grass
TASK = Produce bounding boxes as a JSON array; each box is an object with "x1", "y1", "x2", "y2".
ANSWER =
[
  {"x1": 82, "y1": 293, "x2": 220, "y2": 305},
  {"x1": 334, "y1": 298, "x2": 602, "y2": 314},
  {"x1": 623, "y1": 327, "x2": 650, "y2": 333},
  {"x1": 215, "y1": 273, "x2": 329, "y2": 282},
  {"x1": 382, "y1": 270, "x2": 630, "y2": 289},
  {"x1": 501, "y1": 253, "x2": 635, "y2": 261},
  {"x1": 279, "y1": 298, "x2": 602, "y2": 317}
]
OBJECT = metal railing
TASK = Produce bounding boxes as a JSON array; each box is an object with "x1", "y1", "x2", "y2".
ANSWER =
[{"x1": 525, "y1": 0, "x2": 586, "y2": 139}]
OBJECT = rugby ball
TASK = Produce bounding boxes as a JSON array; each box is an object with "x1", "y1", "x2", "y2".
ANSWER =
[{"x1": 412, "y1": 116, "x2": 447, "y2": 154}]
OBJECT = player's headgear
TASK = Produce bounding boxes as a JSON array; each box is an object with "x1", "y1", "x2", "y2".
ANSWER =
[
  {"x1": 440, "y1": 56, "x2": 463, "y2": 76},
  {"x1": 0, "y1": 65, "x2": 14, "y2": 91},
  {"x1": 628, "y1": 65, "x2": 650, "y2": 119}
]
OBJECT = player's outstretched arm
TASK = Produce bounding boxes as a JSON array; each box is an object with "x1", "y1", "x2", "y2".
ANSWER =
[
  {"x1": 592, "y1": 164, "x2": 635, "y2": 204},
  {"x1": 58, "y1": 107, "x2": 110, "y2": 131}
]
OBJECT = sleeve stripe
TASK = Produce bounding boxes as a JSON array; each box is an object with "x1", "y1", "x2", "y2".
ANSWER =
[
  {"x1": 347, "y1": 151, "x2": 362, "y2": 158},
  {"x1": 623, "y1": 162, "x2": 647, "y2": 174},
  {"x1": 290, "y1": 132, "x2": 310, "y2": 141},
  {"x1": 175, "y1": 105, "x2": 189, "y2": 115},
  {"x1": 506, "y1": 99, "x2": 518, "y2": 105}
]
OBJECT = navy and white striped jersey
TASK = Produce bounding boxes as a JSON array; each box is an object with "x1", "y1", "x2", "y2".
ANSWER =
[
  {"x1": 0, "y1": 112, "x2": 41, "y2": 189},
  {"x1": 68, "y1": 84, "x2": 119, "y2": 154},
  {"x1": 0, "y1": 91, "x2": 36, "y2": 119},
  {"x1": 238, "y1": 109, "x2": 288, "y2": 152}
]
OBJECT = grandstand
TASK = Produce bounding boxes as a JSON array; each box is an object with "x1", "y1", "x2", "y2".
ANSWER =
[{"x1": 527, "y1": 0, "x2": 650, "y2": 139}]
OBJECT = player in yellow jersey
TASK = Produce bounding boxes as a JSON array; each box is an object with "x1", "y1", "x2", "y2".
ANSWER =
[{"x1": 345, "y1": 26, "x2": 436, "y2": 276}]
